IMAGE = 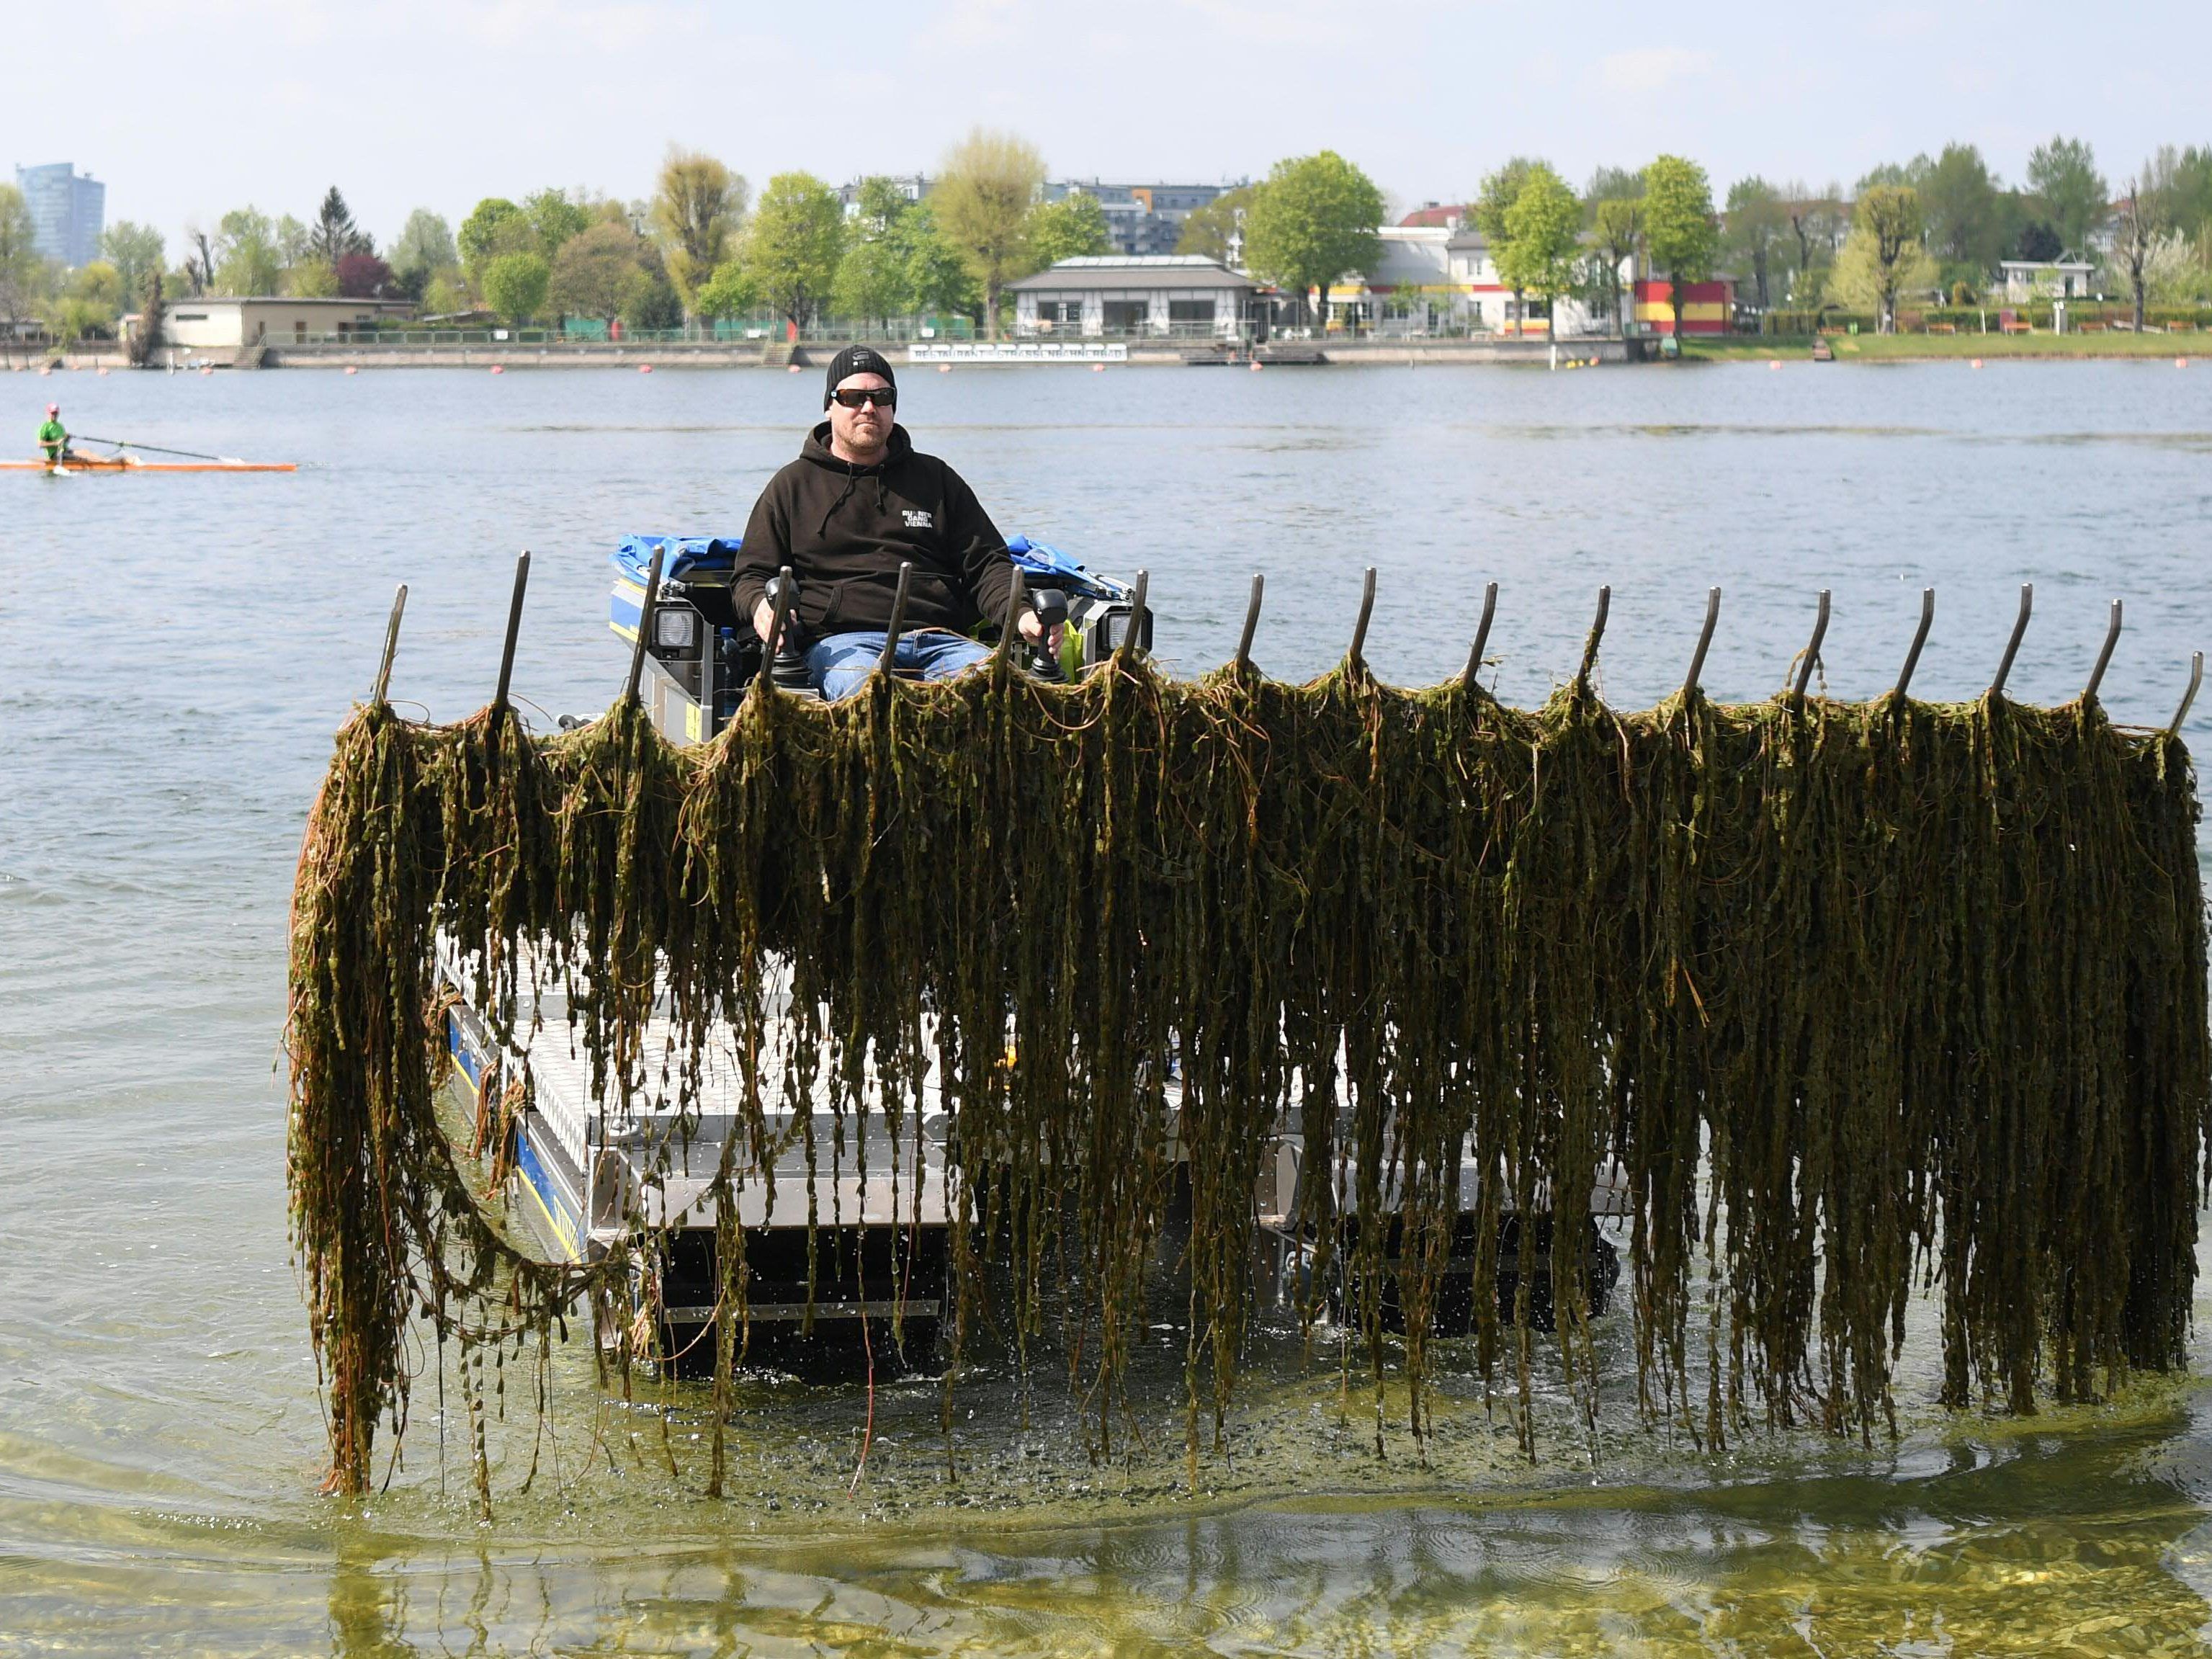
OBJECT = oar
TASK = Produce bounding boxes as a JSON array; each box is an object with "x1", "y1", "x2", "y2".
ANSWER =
[{"x1": 74, "y1": 433, "x2": 244, "y2": 464}]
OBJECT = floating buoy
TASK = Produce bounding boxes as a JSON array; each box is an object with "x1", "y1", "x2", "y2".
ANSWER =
[
  {"x1": 489, "y1": 365, "x2": 505, "y2": 375},
  {"x1": 38, "y1": 365, "x2": 50, "y2": 376},
  {"x1": 344, "y1": 365, "x2": 358, "y2": 375},
  {"x1": 1091, "y1": 362, "x2": 1104, "y2": 372},
  {"x1": 97, "y1": 366, "x2": 109, "y2": 377},
  {"x1": 2180, "y1": 358, "x2": 2190, "y2": 369},
  {"x1": 787, "y1": 362, "x2": 802, "y2": 373},
  {"x1": 1249, "y1": 359, "x2": 1263, "y2": 372},
  {"x1": 1971, "y1": 359, "x2": 1984, "y2": 370},
  {"x1": 200, "y1": 365, "x2": 214, "y2": 376},
  {"x1": 639, "y1": 363, "x2": 653, "y2": 374},
  {"x1": 1769, "y1": 359, "x2": 1781, "y2": 370},
  {"x1": 938, "y1": 363, "x2": 951, "y2": 373}
]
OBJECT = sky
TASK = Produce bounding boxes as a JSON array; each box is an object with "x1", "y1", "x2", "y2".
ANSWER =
[{"x1": 14, "y1": 0, "x2": 2206, "y2": 249}]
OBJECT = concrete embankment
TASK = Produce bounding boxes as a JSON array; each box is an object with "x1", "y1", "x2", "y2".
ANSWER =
[{"x1": 12, "y1": 339, "x2": 1636, "y2": 372}]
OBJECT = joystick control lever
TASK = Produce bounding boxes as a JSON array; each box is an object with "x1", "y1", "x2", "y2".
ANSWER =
[
  {"x1": 761, "y1": 571, "x2": 812, "y2": 691},
  {"x1": 1027, "y1": 587, "x2": 1069, "y2": 682}
]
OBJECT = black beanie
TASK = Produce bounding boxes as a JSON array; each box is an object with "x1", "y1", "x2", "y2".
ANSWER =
[{"x1": 824, "y1": 345, "x2": 896, "y2": 408}]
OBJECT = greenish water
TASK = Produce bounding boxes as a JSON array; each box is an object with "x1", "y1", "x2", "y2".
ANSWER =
[{"x1": 4, "y1": 360, "x2": 2212, "y2": 1654}]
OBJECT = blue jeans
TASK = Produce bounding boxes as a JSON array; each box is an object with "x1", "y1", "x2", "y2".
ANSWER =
[{"x1": 805, "y1": 628, "x2": 993, "y2": 702}]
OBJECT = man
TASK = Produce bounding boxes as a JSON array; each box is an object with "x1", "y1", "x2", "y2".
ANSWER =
[
  {"x1": 37, "y1": 403, "x2": 71, "y2": 465},
  {"x1": 733, "y1": 346, "x2": 1054, "y2": 702}
]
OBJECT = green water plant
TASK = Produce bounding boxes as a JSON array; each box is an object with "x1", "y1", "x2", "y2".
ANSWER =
[{"x1": 285, "y1": 642, "x2": 2208, "y2": 1499}]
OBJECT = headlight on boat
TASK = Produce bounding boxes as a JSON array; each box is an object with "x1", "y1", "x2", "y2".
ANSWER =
[{"x1": 653, "y1": 607, "x2": 699, "y2": 651}]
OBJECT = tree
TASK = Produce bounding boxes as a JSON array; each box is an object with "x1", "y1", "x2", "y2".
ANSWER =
[
  {"x1": 934, "y1": 128, "x2": 1048, "y2": 338},
  {"x1": 459, "y1": 198, "x2": 527, "y2": 282},
  {"x1": 743, "y1": 172, "x2": 845, "y2": 331},
  {"x1": 276, "y1": 215, "x2": 312, "y2": 270},
  {"x1": 1175, "y1": 185, "x2": 1255, "y2": 264},
  {"x1": 617, "y1": 264, "x2": 683, "y2": 331},
  {"x1": 287, "y1": 261, "x2": 338, "y2": 298},
  {"x1": 335, "y1": 252, "x2": 394, "y2": 298},
  {"x1": 1240, "y1": 150, "x2": 1384, "y2": 334},
  {"x1": 653, "y1": 148, "x2": 746, "y2": 315},
  {"x1": 182, "y1": 227, "x2": 215, "y2": 295},
  {"x1": 1590, "y1": 198, "x2": 1642, "y2": 332},
  {"x1": 482, "y1": 251, "x2": 550, "y2": 324},
  {"x1": 1916, "y1": 143, "x2": 2007, "y2": 279},
  {"x1": 1723, "y1": 176, "x2": 1788, "y2": 311},
  {"x1": 892, "y1": 205, "x2": 976, "y2": 316},
  {"x1": 1494, "y1": 163, "x2": 1582, "y2": 340},
  {"x1": 214, "y1": 207, "x2": 282, "y2": 296},
  {"x1": 1584, "y1": 164, "x2": 1645, "y2": 208},
  {"x1": 58, "y1": 261, "x2": 125, "y2": 339},
  {"x1": 0, "y1": 186, "x2": 47, "y2": 349},
  {"x1": 831, "y1": 236, "x2": 910, "y2": 331},
  {"x1": 388, "y1": 210, "x2": 457, "y2": 282},
  {"x1": 2109, "y1": 171, "x2": 2164, "y2": 331},
  {"x1": 1472, "y1": 156, "x2": 1541, "y2": 327},
  {"x1": 1028, "y1": 191, "x2": 1112, "y2": 265},
  {"x1": 1642, "y1": 155, "x2": 1719, "y2": 346},
  {"x1": 522, "y1": 188, "x2": 593, "y2": 261},
  {"x1": 550, "y1": 220, "x2": 649, "y2": 321},
  {"x1": 692, "y1": 259, "x2": 759, "y2": 322},
  {"x1": 2027, "y1": 136, "x2": 2107, "y2": 257},
  {"x1": 2150, "y1": 144, "x2": 2212, "y2": 241},
  {"x1": 1781, "y1": 184, "x2": 1848, "y2": 300},
  {"x1": 1832, "y1": 186, "x2": 1926, "y2": 331},
  {"x1": 99, "y1": 222, "x2": 165, "y2": 301},
  {"x1": 307, "y1": 187, "x2": 371, "y2": 269}
]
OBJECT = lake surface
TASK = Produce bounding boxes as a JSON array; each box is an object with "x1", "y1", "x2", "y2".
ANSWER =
[{"x1": 4, "y1": 358, "x2": 2212, "y2": 1655}]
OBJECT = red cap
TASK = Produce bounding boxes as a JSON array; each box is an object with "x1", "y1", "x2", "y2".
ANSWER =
[{"x1": 47, "y1": 403, "x2": 59, "y2": 414}]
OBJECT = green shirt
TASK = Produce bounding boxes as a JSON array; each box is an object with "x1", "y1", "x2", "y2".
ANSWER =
[{"x1": 38, "y1": 419, "x2": 66, "y2": 447}]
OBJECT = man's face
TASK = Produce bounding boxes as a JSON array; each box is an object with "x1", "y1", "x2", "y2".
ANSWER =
[{"x1": 828, "y1": 372, "x2": 895, "y2": 455}]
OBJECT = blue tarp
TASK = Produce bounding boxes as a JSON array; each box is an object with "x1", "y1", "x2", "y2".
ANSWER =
[
  {"x1": 1006, "y1": 535, "x2": 1129, "y2": 602},
  {"x1": 609, "y1": 535, "x2": 743, "y2": 587}
]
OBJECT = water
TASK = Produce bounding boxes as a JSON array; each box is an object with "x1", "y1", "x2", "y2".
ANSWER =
[{"x1": 4, "y1": 359, "x2": 2212, "y2": 1655}]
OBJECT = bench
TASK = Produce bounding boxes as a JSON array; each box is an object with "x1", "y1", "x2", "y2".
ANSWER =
[
  {"x1": 1926, "y1": 322, "x2": 1957, "y2": 335},
  {"x1": 2077, "y1": 321, "x2": 2108, "y2": 333},
  {"x1": 1998, "y1": 310, "x2": 2032, "y2": 334}
]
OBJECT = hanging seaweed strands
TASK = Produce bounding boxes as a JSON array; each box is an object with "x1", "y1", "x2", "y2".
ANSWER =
[{"x1": 285, "y1": 569, "x2": 2210, "y2": 1499}]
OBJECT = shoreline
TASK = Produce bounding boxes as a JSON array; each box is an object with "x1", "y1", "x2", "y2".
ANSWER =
[{"x1": 1687, "y1": 331, "x2": 2201, "y2": 363}]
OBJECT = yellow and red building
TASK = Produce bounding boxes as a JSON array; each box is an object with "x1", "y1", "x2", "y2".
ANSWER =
[{"x1": 1633, "y1": 279, "x2": 1735, "y2": 336}]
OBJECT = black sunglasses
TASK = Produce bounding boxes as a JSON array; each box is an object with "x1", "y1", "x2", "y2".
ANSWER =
[{"x1": 831, "y1": 386, "x2": 896, "y2": 409}]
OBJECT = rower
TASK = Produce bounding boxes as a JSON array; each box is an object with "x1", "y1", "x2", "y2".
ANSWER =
[{"x1": 37, "y1": 403, "x2": 73, "y2": 465}]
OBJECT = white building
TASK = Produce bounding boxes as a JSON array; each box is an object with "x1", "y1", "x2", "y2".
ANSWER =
[
  {"x1": 148, "y1": 296, "x2": 414, "y2": 351},
  {"x1": 1341, "y1": 224, "x2": 1624, "y2": 337},
  {"x1": 1007, "y1": 256, "x2": 1255, "y2": 339},
  {"x1": 1999, "y1": 260, "x2": 2097, "y2": 303}
]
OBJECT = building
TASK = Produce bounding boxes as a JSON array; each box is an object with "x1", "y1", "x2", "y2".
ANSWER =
[
  {"x1": 1999, "y1": 259, "x2": 2097, "y2": 303},
  {"x1": 14, "y1": 163, "x2": 105, "y2": 267},
  {"x1": 1043, "y1": 181, "x2": 1247, "y2": 257},
  {"x1": 836, "y1": 175, "x2": 931, "y2": 215},
  {"x1": 1008, "y1": 256, "x2": 1255, "y2": 339},
  {"x1": 145, "y1": 296, "x2": 414, "y2": 351},
  {"x1": 1338, "y1": 225, "x2": 1623, "y2": 336},
  {"x1": 1631, "y1": 278, "x2": 1735, "y2": 336}
]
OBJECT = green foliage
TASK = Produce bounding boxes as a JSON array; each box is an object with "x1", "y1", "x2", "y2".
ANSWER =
[
  {"x1": 743, "y1": 171, "x2": 845, "y2": 327},
  {"x1": 423, "y1": 271, "x2": 472, "y2": 316},
  {"x1": 2028, "y1": 135, "x2": 2108, "y2": 257},
  {"x1": 389, "y1": 209, "x2": 458, "y2": 280},
  {"x1": 692, "y1": 257, "x2": 760, "y2": 321},
  {"x1": 548, "y1": 220, "x2": 649, "y2": 319},
  {"x1": 287, "y1": 657, "x2": 2212, "y2": 1501},
  {"x1": 521, "y1": 188, "x2": 592, "y2": 261},
  {"x1": 307, "y1": 186, "x2": 371, "y2": 269},
  {"x1": 287, "y1": 261, "x2": 339, "y2": 298},
  {"x1": 1827, "y1": 189, "x2": 1935, "y2": 328},
  {"x1": 1242, "y1": 150, "x2": 1384, "y2": 326},
  {"x1": 214, "y1": 207, "x2": 282, "y2": 296},
  {"x1": 55, "y1": 259, "x2": 124, "y2": 337},
  {"x1": 1175, "y1": 185, "x2": 1255, "y2": 262},
  {"x1": 99, "y1": 221, "x2": 165, "y2": 300},
  {"x1": 1028, "y1": 191, "x2": 1112, "y2": 265},
  {"x1": 830, "y1": 234, "x2": 910, "y2": 327},
  {"x1": 2151, "y1": 145, "x2": 2212, "y2": 241},
  {"x1": 894, "y1": 205, "x2": 977, "y2": 316},
  {"x1": 934, "y1": 128, "x2": 1047, "y2": 337},
  {"x1": 617, "y1": 264, "x2": 682, "y2": 331},
  {"x1": 1494, "y1": 163, "x2": 1582, "y2": 334},
  {"x1": 481, "y1": 251, "x2": 550, "y2": 323},
  {"x1": 1472, "y1": 156, "x2": 1540, "y2": 280},
  {"x1": 1915, "y1": 143, "x2": 2009, "y2": 274},
  {"x1": 1642, "y1": 155, "x2": 1719, "y2": 292},
  {"x1": 1724, "y1": 176, "x2": 1789, "y2": 310},
  {"x1": 0, "y1": 184, "x2": 47, "y2": 323},
  {"x1": 459, "y1": 199, "x2": 527, "y2": 282},
  {"x1": 653, "y1": 148, "x2": 747, "y2": 313}
]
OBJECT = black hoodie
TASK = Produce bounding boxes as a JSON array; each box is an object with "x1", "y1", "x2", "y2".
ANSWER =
[{"x1": 733, "y1": 421, "x2": 1019, "y2": 643}]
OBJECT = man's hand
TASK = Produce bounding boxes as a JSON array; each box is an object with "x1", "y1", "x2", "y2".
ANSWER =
[
  {"x1": 1017, "y1": 611, "x2": 1066, "y2": 654},
  {"x1": 752, "y1": 598, "x2": 778, "y2": 642}
]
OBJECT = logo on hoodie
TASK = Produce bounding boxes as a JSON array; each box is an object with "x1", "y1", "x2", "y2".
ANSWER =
[{"x1": 902, "y1": 509, "x2": 933, "y2": 530}]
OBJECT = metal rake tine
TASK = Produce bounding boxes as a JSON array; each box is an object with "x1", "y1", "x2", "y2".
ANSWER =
[
  {"x1": 1116, "y1": 570, "x2": 1150, "y2": 666},
  {"x1": 2170, "y1": 651, "x2": 2203, "y2": 738},
  {"x1": 993, "y1": 567, "x2": 1029, "y2": 670},
  {"x1": 493, "y1": 550, "x2": 530, "y2": 714},
  {"x1": 1680, "y1": 586, "x2": 1720, "y2": 703},
  {"x1": 1792, "y1": 589, "x2": 1831, "y2": 699},
  {"x1": 1348, "y1": 566, "x2": 1376, "y2": 673},
  {"x1": 625, "y1": 546, "x2": 668, "y2": 705},
  {"x1": 1989, "y1": 583, "x2": 2033, "y2": 698},
  {"x1": 372, "y1": 582, "x2": 408, "y2": 706},
  {"x1": 2081, "y1": 599, "x2": 2122, "y2": 704},
  {"x1": 1575, "y1": 585, "x2": 1611, "y2": 692},
  {"x1": 1461, "y1": 581, "x2": 1497, "y2": 694},
  {"x1": 1235, "y1": 573, "x2": 1263, "y2": 673},
  {"x1": 877, "y1": 561, "x2": 915, "y2": 675},
  {"x1": 1892, "y1": 588, "x2": 1935, "y2": 702}
]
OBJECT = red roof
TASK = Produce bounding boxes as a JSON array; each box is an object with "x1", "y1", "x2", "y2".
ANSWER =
[{"x1": 1397, "y1": 204, "x2": 1469, "y2": 228}]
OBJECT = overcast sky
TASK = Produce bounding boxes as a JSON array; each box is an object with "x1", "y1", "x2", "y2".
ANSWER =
[{"x1": 15, "y1": 0, "x2": 2205, "y2": 247}]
